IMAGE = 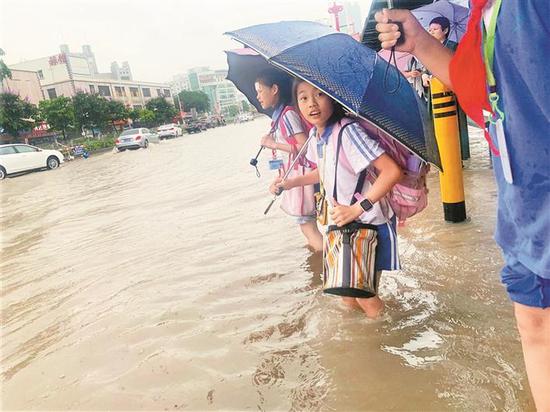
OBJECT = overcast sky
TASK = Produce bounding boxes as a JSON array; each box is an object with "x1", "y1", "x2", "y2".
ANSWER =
[{"x1": 1, "y1": 0, "x2": 373, "y2": 83}]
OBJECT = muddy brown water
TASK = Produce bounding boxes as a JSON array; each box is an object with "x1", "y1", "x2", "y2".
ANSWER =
[{"x1": 1, "y1": 119, "x2": 535, "y2": 411}]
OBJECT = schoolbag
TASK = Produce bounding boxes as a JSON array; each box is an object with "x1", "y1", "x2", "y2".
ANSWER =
[{"x1": 331, "y1": 117, "x2": 429, "y2": 223}]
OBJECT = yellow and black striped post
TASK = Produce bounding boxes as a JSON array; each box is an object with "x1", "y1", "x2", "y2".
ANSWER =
[{"x1": 430, "y1": 78, "x2": 467, "y2": 222}]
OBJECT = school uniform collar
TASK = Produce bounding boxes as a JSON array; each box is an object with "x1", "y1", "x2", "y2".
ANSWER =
[
  {"x1": 313, "y1": 124, "x2": 334, "y2": 145},
  {"x1": 271, "y1": 104, "x2": 284, "y2": 121}
]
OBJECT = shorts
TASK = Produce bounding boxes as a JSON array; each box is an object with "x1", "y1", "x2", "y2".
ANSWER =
[
  {"x1": 374, "y1": 215, "x2": 401, "y2": 272},
  {"x1": 501, "y1": 255, "x2": 550, "y2": 308},
  {"x1": 295, "y1": 215, "x2": 316, "y2": 225}
]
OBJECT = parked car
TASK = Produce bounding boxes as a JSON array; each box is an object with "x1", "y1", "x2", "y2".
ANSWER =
[
  {"x1": 157, "y1": 123, "x2": 183, "y2": 139},
  {"x1": 0, "y1": 143, "x2": 64, "y2": 180},
  {"x1": 115, "y1": 128, "x2": 159, "y2": 151}
]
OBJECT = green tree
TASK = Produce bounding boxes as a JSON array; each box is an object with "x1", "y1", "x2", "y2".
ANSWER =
[
  {"x1": 128, "y1": 108, "x2": 141, "y2": 122},
  {"x1": 138, "y1": 108, "x2": 156, "y2": 126},
  {"x1": 177, "y1": 90, "x2": 210, "y2": 113},
  {"x1": 106, "y1": 100, "x2": 129, "y2": 129},
  {"x1": 0, "y1": 48, "x2": 12, "y2": 84},
  {"x1": 38, "y1": 96, "x2": 75, "y2": 139},
  {"x1": 145, "y1": 97, "x2": 177, "y2": 125},
  {"x1": 72, "y1": 92, "x2": 108, "y2": 137},
  {"x1": 241, "y1": 100, "x2": 250, "y2": 112},
  {"x1": 227, "y1": 105, "x2": 240, "y2": 118},
  {"x1": 0, "y1": 93, "x2": 37, "y2": 137}
]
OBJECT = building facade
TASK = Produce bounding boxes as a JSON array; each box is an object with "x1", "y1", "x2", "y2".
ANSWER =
[
  {"x1": 173, "y1": 67, "x2": 247, "y2": 115},
  {"x1": 9, "y1": 45, "x2": 170, "y2": 109},
  {"x1": 0, "y1": 69, "x2": 44, "y2": 105}
]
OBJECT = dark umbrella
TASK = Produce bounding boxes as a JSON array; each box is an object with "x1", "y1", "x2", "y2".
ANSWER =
[
  {"x1": 225, "y1": 48, "x2": 294, "y2": 118},
  {"x1": 225, "y1": 21, "x2": 440, "y2": 168}
]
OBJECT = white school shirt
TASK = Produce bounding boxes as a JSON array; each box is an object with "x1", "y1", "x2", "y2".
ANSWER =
[
  {"x1": 271, "y1": 105, "x2": 305, "y2": 144},
  {"x1": 305, "y1": 121, "x2": 393, "y2": 226}
]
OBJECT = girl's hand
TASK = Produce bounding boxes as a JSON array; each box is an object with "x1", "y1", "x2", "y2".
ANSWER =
[
  {"x1": 375, "y1": 8, "x2": 426, "y2": 53},
  {"x1": 271, "y1": 177, "x2": 293, "y2": 194},
  {"x1": 261, "y1": 135, "x2": 276, "y2": 150},
  {"x1": 330, "y1": 200, "x2": 363, "y2": 227}
]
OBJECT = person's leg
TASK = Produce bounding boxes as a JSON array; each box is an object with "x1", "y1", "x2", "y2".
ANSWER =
[
  {"x1": 341, "y1": 297, "x2": 361, "y2": 310},
  {"x1": 299, "y1": 220, "x2": 323, "y2": 252},
  {"x1": 355, "y1": 296, "x2": 385, "y2": 319},
  {"x1": 513, "y1": 303, "x2": 550, "y2": 412}
]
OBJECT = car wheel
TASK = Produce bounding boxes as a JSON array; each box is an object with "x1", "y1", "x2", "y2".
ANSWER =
[
  {"x1": 0, "y1": 166, "x2": 6, "y2": 180},
  {"x1": 47, "y1": 156, "x2": 60, "y2": 170},
  {"x1": 143, "y1": 140, "x2": 149, "y2": 148}
]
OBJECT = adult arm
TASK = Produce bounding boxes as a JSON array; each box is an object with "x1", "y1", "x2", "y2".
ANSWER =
[{"x1": 375, "y1": 8, "x2": 454, "y2": 88}]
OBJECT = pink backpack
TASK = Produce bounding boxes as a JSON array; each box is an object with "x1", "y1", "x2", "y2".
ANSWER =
[
  {"x1": 332, "y1": 118, "x2": 429, "y2": 223},
  {"x1": 274, "y1": 106, "x2": 316, "y2": 217}
]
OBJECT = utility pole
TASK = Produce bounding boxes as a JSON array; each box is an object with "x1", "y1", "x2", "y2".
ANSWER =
[{"x1": 328, "y1": 2, "x2": 344, "y2": 32}]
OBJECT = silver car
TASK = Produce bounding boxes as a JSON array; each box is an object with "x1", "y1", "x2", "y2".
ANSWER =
[{"x1": 115, "y1": 128, "x2": 159, "y2": 151}]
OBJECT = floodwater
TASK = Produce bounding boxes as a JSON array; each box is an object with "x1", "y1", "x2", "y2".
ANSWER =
[{"x1": 1, "y1": 119, "x2": 535, "y2": 411}]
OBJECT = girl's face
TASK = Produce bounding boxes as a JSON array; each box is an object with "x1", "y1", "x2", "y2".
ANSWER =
[
  {"x1": 255, "y1": 81, "x2": 279, "y2": 109},
  {"x1": 428, "y1": 23, "x2": 448, "y2": 42},
  {"x1": 295, "y1": 82, "x2": 334, "y2": 129}
]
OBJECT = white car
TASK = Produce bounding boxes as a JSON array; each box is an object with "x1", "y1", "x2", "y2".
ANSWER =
[
  {"x1": 0, "y1": 144, "x2": 64, "y2": 180},
  {"x1": 157, "y1": 123, "x2": 183, "y2": 139},
  {"x1": 115, "y1": 128, "x2": 159, "y2": 151}
]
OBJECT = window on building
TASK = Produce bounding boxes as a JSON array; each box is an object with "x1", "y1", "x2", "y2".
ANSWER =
[
  {"x1": 98, "y1": 85, "x2": 111, "y2": 97},
  {"x1": 37, "y1": 70, "x2": 44, "y2": 80},
  {"x1": 130, "y1": 87, "x2": 139, "y2": 97},
  {"x1": 114, "y1": 86, "x2": 126, "y2": 97},
  {"x1": 89, "y1": 85, "x2": 96, "y2": 94},
  {"x1": 142, "y1": 88, "x2": 151, "y2": 97},
  {"x1": 163, "y1": 89, "x2": 171, "y2": 97},
  {"x1": 47, "y1": 88, "x2": 57, "y2": 99},
  {"x1": 156, "y1": 89, "x2": 163, "y2": 97}
]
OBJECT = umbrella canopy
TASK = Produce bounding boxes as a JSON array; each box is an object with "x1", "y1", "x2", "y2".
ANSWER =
[
  {"x1": 412, "y1": 0, "x2": 469, "y2": 43},
  {"x1": 225, "y1": 21, "x2": 440, "y2": 168},
  {"x1": 225, "y1": 48, "x2": 293, "y2": 117}
]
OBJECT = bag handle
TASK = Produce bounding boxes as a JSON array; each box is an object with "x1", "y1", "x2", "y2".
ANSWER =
[{"x1": 333, "y1": 121, "x2": 366, "y2": 205}]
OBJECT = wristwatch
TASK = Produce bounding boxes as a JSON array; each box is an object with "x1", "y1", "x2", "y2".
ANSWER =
[{"x1": 354, "y1": 193, "x2": 374, "y2": 212}]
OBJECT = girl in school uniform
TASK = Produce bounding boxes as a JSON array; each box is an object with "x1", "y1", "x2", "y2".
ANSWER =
[
  {"x1": 274, "y1": 79, "x2": 402, "y2": 318},
  {"x1": 254, "y1": 69, "x2": 323, "y2": 251}
]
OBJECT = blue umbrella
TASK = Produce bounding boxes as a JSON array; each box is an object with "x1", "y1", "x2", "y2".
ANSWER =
[{"x1": 225, "y1": 21, "x2": 440, "y2": 168}]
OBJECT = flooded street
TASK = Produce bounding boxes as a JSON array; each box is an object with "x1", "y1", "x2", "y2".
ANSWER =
[{"x1": 1, "y1": 119, "x2": 535, "y2": 411}]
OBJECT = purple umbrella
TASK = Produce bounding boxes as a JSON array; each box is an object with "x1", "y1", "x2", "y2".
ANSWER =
[{"x1": 412, "y1": 0, "x2": 470, "y2": 43}]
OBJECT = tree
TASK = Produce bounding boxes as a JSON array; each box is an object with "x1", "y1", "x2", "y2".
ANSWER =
[
  {"x1": 241, "y1": 100, "x2": 250, "y2": 112},
  {"x1": 38, "y1": 96, "x2": 75, "y2": 139},
  {"x1": 138, "y1": 108, "x2": 155, "y2": 126},
  {"x1": 177, "y1": 90, "x2": 210, "y2": 113},
  {"x1": 128, "y1": 108, "x2": 141, "y2": 123},
  {"x1": 145, "y1": 97, "x2": 177, "y2": 125},
  {"x1": 106, "y1": 100, "x2": 129, "y2": 129},
  {"x1": 227, "y1": 105, "x2": 240, "y2": 118},
  {"x1": 72, "y1": 92, "x2": 108, "y2": 137},
  {"x1": 0, "y1": 93, "x2": 37, "y2": 137},
  {"x1": 0, "y1": 48, "x2": 12, "y2": 84}
]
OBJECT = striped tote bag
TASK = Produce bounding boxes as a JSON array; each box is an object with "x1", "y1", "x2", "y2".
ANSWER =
[{"x1": 323, "y1": 222, "x2": 379, "y2": 298}]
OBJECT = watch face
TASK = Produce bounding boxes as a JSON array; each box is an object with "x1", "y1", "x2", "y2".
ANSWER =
[{"x1": 360, "y1": 198, "x2": 374, "y2": 212}]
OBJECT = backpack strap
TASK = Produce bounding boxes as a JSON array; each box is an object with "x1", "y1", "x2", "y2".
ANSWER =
[{"x1": 333, "y1": 121, "x2": 366, "y2": 206}]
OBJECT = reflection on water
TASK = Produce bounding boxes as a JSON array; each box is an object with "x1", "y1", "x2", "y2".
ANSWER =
[{"x1": 1, "y1": 121, "x2": 534, "y2": 411}]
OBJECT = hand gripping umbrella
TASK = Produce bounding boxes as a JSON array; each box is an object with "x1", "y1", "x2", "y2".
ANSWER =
[{"x1": 225, "y1": 21, "x2": 440, "y2": 169}]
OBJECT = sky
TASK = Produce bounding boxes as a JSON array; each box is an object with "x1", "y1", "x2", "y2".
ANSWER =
[{"x1": 1, "y1": 0, "x2": 372, "y2": 84}]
